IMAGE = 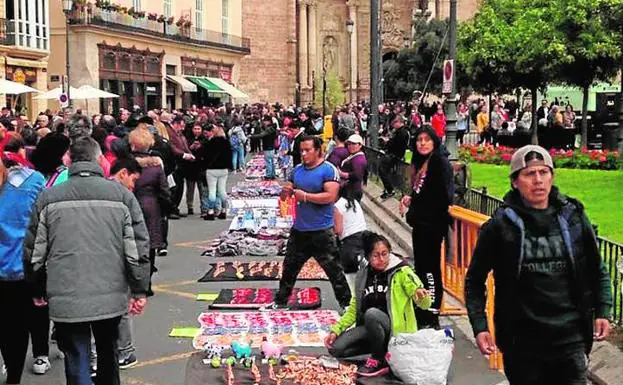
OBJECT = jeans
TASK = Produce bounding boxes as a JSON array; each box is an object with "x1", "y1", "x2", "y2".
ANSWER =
[
  {"x1": 412, "y1": 223, "x2": 446, "y2": 327},
  {"x1": 204, "y1": 169, "x2": 228, "y2": 212},
  {"x1": 56, "y1": 316, "x2": 121, "y2": 385},
  {"x1": 232, "y1": 146, "x2": 245, "y2": 170},
  {"x1": 0, "y1": 281, "x2": 30, "y2": 384},
  {"x1": 90, "y1": 314, "x2": 135, "y2": 363},
  {"x1": 329, "y1": 308, "x2": 391, "y2": 360},
  {"x1": 503, "y1": 343, "x2": 588, "y2": 385},
  {"x1": 275, "y1": 229, "x2": 351, "y2": 308},
  {"x1": 264, "y1": 150, "x2": 275, "y2": 179},
  {"x1": 186, "y1": 173, "x2": 208, "y2": 213},
  {"x1": 379, "y1": 155, "x2": 399, "y2": 193}
]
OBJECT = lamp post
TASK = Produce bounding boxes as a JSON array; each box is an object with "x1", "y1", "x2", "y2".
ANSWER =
[
  {"x1": 322, "y1": 41, "x2": 329, "y2": 117},
  {"x1": 346, "y1": 19, "x2": 354, "y2": 104},
  {"x1": 62, "y1": 0, "x2": 73, "y2": 108},
  {"x1": 444, "y1": 0, "x2": 458, "y2": 160},
  {"x1": 369, "y1": 0, "x2": 380, "y2": 148}
]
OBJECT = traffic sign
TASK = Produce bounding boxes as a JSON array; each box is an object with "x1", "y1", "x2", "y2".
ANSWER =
[
  {"x1": 443, "y1": 59, "x2": 454, "y2": 94},
  {"x1": 59, "y1": 92, "x2": 69, "y2": 108}
]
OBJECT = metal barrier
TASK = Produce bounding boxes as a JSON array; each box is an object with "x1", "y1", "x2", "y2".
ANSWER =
[{"x1": 441, "y1": 205, "x2": 504, "y2": 370}]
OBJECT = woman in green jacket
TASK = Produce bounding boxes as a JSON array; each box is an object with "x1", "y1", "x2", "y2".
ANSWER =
[{"x1": 324, "y1": 231, "x2": 431, "y2": 377}]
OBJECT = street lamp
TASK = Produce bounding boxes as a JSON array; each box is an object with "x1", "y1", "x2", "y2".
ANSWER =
[
  {"x1": 62, "y1": 0, "x2": 73, "y2": 108},
  {"x1": 346, "y1": 19, "x2": 354, "y2": 104},
  {"x1": 322, "y1": 41, "x2": 329, "y2": 117}
]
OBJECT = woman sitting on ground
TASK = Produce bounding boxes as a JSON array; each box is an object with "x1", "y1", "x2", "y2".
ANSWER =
[{"x1": 324, "y1": 231, "x2": 431, "y2": 378}]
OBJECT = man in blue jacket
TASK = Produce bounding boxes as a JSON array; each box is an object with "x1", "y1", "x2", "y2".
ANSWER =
[{"x1": 466, "y1": 145, "x2": 612, "y2": 385}]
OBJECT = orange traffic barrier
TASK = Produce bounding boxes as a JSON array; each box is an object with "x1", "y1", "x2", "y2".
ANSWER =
[{"x1": 440, "y1": 205, "x2": 504, "y2": 371}]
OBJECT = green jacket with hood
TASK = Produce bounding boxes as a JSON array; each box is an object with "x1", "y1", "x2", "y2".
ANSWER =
[{"x1": 331, "y1": 254, "x2": 432, "y2": 336}]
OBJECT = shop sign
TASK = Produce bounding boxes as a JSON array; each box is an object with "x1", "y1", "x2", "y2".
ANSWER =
[
  {"x1": 220, "y1": 69, "x2": 232, "y2": 83},
  {"x1": 146, "y1": 86, "x2": 157, "y2": 93},
  {"x1": 6, "y1": 66, "x2": 37, "y2": 84}
]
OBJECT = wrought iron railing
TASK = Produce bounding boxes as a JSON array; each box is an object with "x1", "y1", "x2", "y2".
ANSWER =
[
  {"x1": 366, "y1": 146, "x2": 623, "y2": 324},
  {"x1": 68, "y1": 9, "x2": 250, "y2": 53}
]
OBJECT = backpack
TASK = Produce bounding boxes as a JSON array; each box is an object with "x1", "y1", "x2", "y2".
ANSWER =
[
  {"x1": 45, "y1": 166, "x2": 67, "y2": 188},
  {"x1": 230, "y1": 132, "x2": 241, "y2": 148}
]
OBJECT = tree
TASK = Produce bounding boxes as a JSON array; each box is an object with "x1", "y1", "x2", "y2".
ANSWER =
[
  {"x1": 458, "y1": 0, "x2": 569, "y2": 143},
  {"x1": 553, "y1": 0, "x2": 622, "y2": 147},
  {"x1": 314, "y1": 71, "x2": 346, "y2": 113},
  {"x1": 384, "y1": 19, "x2": 468, "y2": 100}
]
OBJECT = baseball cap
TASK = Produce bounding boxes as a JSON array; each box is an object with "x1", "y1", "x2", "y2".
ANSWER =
[
  {"x1": 509, "y1": 145, "x2": 554, "y2": 176},
  {"x1": 346, "y1": 134, "x2": 364, "y2": 145}
]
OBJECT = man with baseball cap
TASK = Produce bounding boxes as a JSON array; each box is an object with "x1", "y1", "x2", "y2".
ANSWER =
[
  {"x1": 339, "y1": 134, "x2": 368, "y2": 201},
  {"x1": 465, "y1": 145, "x2": 612, "y2": 384}
]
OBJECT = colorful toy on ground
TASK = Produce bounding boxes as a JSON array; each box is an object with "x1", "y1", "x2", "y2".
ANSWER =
[
  {"x1": 231, "y1": 340, "x2": 252, "y2": 359},
  {"x1": 210, "y1": 356, "x2": 221, "y2": 368},
  {"x1": 260, "y1": 337, "x2": 283, "y2": 360},
  {"x1": 202, "y1": 342, "x2": 224, "y2": 359}
]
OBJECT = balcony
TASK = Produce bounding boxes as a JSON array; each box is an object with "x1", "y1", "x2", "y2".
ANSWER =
[
  {"x1": 0, "y1": 19, "x2": 15, "y2": 46},
  {"x1": 68, "y1": 9, "x2": 250, "y2": 54}
]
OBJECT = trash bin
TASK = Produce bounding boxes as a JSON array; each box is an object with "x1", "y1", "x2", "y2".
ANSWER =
[{"x1": 601, "y1": 122, "x2": 620, "y2": 151}]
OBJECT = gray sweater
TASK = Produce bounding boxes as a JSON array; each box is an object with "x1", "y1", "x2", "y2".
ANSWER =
[{"x1": 23, "y1": 162, "x2": 151, "y2": 323}]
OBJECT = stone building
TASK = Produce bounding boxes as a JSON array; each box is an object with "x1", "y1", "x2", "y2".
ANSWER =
[
  {"x1": 0, "y1": 0, "x2": 50, "y2": 120},
  {"x1": 239, "y1": 0, "x2": 479, "y2": 105},
  {"x1": 48, "y1": 0, "x2": 250, "y2": 113}
]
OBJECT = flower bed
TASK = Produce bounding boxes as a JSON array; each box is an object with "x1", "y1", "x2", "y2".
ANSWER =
[{"x1": 459, "y1": 144, "x2": 622, "y2": 170}]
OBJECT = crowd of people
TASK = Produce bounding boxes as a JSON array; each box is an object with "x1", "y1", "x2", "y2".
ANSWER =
[{"x1": 0, "y1": 94, "x2": 613, "y2": 385}]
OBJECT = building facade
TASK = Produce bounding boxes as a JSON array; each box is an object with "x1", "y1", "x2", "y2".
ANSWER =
[
  {"x1": 0, "y1": 0, "x2": 50, "y2": 120},
  {"x1": 49, "y1": 0, "x2": 250, "y2": 113},
  {"x1": 239, "y1": 0, "x2": 479, "y2": 105}
]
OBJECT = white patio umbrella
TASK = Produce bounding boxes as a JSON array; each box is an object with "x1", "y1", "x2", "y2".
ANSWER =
[
  {"x1": 0, "y1": 78, "x2": 40, "y2": 94},
  {"x1": 34, "y1": 86, "x2": 88, "y2": 100},
  {"x1": 77, "y1": 85, "x2": 119, "y2": 99}
]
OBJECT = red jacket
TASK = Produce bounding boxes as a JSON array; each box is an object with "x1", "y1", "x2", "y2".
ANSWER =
[{"x1": 431, "y1": 113, "x2": 447, "y2": 138}]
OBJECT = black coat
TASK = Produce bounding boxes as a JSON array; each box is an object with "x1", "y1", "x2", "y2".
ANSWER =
[{"x1": 200, "y1": 136, "x2": 233, "y2": 170}]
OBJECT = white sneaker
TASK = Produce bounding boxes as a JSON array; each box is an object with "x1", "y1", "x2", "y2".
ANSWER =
[{"x1": 32, "y1": 356, "x2": 51, "y2": 375}]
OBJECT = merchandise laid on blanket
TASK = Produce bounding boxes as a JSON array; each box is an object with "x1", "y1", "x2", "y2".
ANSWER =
[{"x1": 189, "y1": 154, "x2": 454, "y2": 384}]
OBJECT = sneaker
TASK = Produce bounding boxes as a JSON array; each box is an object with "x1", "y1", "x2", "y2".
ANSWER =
[
  {"x1": 217, "y1": 212, "x2": 227, "y2": 220},
  {"x1": 169, "y1": 213, "x2": 181, "y2": 220},
  {"x1": 187, "y1": 208, "x2": 194, "y2": 216},
  {"x1": 32, "y1": 356, "x2": 51, "y2": 375},
  {"x1": 158, "y1": 248, "x2": 168, "y2": 257},
  {"x1": 259, "y1": 302, "x2": 289, "y2": 312},
  {"x1": 119, "y1": 354, "x2": 138, "y2": 370},
  {"x1": 357, "y1": 357, "x2": 389, "y2": 377},
  {"x1": 380, "y1": 191, "x2": 395, "y2": 200},
  {"x1": 204, "y1": 212, "x2": 215, "y2": 221}
]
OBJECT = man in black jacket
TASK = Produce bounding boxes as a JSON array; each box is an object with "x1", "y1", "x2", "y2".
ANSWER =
[
  {"x1": 251, "y1": 115, "x2": 278, "y2": 179},
  {"x1": 378, "y1": 115, "x2": 410, "y2": 199},
  {"x1": 465, "y1": 145, "x2": 612, "y2": 385}
]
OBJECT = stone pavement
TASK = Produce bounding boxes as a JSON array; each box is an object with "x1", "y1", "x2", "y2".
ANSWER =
[{"x1": 3, "y1": 172, "x2": 508, "y2": 385}]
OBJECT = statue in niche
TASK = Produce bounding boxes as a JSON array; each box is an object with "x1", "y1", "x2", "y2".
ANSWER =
[
  {"x1": 322, "y1": 36, "x2": 338, "y2": 73},
  {"x1": 381, "y1": 1, "x2": 406, "y2": 51}
]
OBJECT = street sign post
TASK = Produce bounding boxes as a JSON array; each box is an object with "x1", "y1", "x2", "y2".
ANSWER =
[{"x1": 443, "y1": 59, "x2": 454, "y2": 95}]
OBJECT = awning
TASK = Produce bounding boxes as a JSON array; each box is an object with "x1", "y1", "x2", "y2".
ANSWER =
[
  {"x1": 207, "y1": 77, "x2": 249, "y2": 101},
  {"x1": 185, "y1": 76, "x2": 227, "y2": 93},
  {"x1": 166, "y1": 75, "x2": 197, "y2": 92}
]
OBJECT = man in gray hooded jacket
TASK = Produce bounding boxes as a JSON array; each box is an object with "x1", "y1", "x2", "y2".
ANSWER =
[{"x1": 23, "y1": 137, "x2": 150, "y2": 385}]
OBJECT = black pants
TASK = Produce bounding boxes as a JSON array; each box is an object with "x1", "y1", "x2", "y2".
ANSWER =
[
  {"x1": 329, "y1": 308, "x2": 391, "y2": 360},
  {"x1": 339, "y1": 231, "x2": 364, "y2": 274},
  {"x1": 0, "y1": 280, "x2": 30, "y2": 384},
  {"x1": 161, "y1": 216, "x2": 169, "y2": 248},
  {"x1": 170, "y1": 166, "x2": 185, "y2": 212},
  {"x1": 250, "y1": 137, "x2": 262, "y2": 153},
  {"x1": 457, "y1": 130, "x2": 466, "y2": 145},
  {"x1": 30, "y1": 299, "x2": 50, "y2": 357},
  {"x1": 56, "y1": 317, "x2": 122, "y2": 385},
  {"x1": 412, "y1": 224, "x2": 446, "y2": 327},
  {"x1": 504, "y1": 343, "x2": 588, "y2": 385},
  {"x1": 276, "y1": 229, "x2": 352, "y2": 308},
  {"x1": 379, "y1": 155, "x2": 399, "y2": 194}
]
